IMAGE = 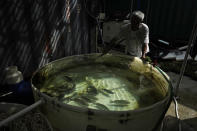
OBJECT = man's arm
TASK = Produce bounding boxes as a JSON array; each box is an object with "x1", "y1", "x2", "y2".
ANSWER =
[
  {"x1": 142, "y1": 43, "x2": 148, "y2": 58},
  {"x1": 141, "y1": 24, "x2": 149, "y2": 58}
]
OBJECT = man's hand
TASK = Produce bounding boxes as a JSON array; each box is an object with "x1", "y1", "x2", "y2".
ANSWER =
[
  {"x1": 141, "y1": 56, "x2": 152, "y2": 63},
  {"x1": 142, "y1": 43, "x2": 148, "y2": 59},
  {"x1": 141, "y1": 54, "x2": 146, "y2": 59}
]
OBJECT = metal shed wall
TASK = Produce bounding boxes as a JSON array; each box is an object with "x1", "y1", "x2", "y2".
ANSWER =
[
  {"x1": 105, "y1": 0, "x2": 197, "y2": 43},
  {"x1": 147, "y1": 0, "x2": 197, "y2": 43},
  {"x1": 0, "y1": 0, "x2": 92, "y2": 84}
]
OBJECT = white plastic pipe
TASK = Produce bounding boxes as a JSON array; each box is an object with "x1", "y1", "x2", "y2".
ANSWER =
[
  {"x1": 0, "y1": 92, "x2": 13, "y2": 98},
  {"x1": 158, "y1": 39, "x2": 169, "y2": 45},
  {"x1": 0, "y1": 99, "x2": 44, "y2": 127}
]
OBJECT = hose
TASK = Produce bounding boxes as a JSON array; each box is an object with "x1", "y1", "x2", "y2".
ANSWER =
[{"x1": 173, "y1": 97, "x2": 182, "y2": 131}]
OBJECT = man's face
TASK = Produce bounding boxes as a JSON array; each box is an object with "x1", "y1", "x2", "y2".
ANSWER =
[{"x1": 131, "y1": 15, "x2": 141, "y2": 27}]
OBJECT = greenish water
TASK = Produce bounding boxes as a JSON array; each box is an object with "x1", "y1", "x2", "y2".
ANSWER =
[{"x1": 40, "y1": 64, "x2": 163, "y2": 111}]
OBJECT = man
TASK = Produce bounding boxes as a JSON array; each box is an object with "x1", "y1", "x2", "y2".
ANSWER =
[{"x1": 104, "y1": 10, "x2": 149, "y2": 58}]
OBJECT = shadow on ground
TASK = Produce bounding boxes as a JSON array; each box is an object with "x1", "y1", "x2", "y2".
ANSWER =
[
  {"x1": 162, "y1": 116, "x2": 197, "y2": 131},
  {"x1": 178, "y1": 92, "x2": 197, "y2": 111}
]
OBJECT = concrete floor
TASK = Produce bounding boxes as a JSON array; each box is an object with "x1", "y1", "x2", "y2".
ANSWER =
[{"x1": 163, "y1": 72, "x2": 197, "y2": 131}]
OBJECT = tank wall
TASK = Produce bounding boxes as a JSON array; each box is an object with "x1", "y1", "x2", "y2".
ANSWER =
[
  {"x1": 31, "y1": 54, "x2": 172, "y2": 131},
  {"x1": 33, "y1": 88, "x2": 170, "y2": 131}
]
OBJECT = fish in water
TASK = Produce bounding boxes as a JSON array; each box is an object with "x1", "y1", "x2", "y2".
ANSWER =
[
  {"x1": 103, "y1": 89, "x2": 114, "y2": 94},
  {"x1": 110, "y1": 103, "x2": 129, "y2": 107},
  {"x1": 55, "y1": 85, "x2": 75, "y2": 95},
  {"x1": 95, "y1": 103, "x2": 109, "y2": 110},
  {"x1": 64, "y1": 75, "x2": 73, "y2": 82},
  {"x1": 99, "y1": 90, "x2": 110, "y2": 97},
  {"x1": 87, "y1": 86, "x2": 98, "y2": 94},
  {"x1": 72, "y1": 98, "x2": 89, "y2": 106},
  {"x1": 126, "y1": 77, "x2": 134, "y2": 83},
  {"x1": 110, "y1": 87, "x2": 124, "y2": 90},
  {"x1": 110, "y1": 100, "x2": 130, "y2": 107},
  {"x1": 81, "y1": 95, "x2": 95, "y2": 103},
  {"x1": 86, "y1": 94, "x2": 98, "y2": 101},
  {"x1": 61, "y1": 92, "x2": 79, "y2": 101},
  {"x1": 110, "y1": 100, "x2": 130, "y2": 105}
]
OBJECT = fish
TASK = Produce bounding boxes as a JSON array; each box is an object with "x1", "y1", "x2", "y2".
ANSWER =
[
  {"x1": 55, "y1": 87, "x2": 72, "y2": 92},
  {"x1": 95, "y1": 103, "x2": 109, "y2": 110},
  {"x1": 81, "y1": 95, "x2": 95, "y2": 103},
  {"x1": 110, "y1": 87, "x2": 124, "y2": 90},
  {"x1": 70, "y1": 92, "x2": 79, "y2": 99},
  {"x1": 57, "y1": 93, "x2": 67, "y2": 100},
  {"x1": 126, "y1": 77, "x2": 133, "y2": 83},
  {"x1": 61, "y1": 92, "x2": 78, "y2": 101},
  {"x1": 86, "y1": 94, "x2": 98, "y2": 101},
  {"x1": 99, "y1": 90, "x2": 110, "y2": 97},
  {"x1": 50, "y1": 86, "x2": 75, "y2": 96},
  {"x1": 87, "y1": 86, "x2": 98, "y2": 94},
  {"x1": 47, "y1": 85, "x2": 55, "y2": 89},
  {"x1": 73, "y1": 98, "x2": 89, "y2": 106},
  {"x1": 61, "y1": 95, "x2": 74, "y2": 103},
  {"x1": 44, "y1": 92, "x2": 53, "y2": 97},
  {"x1": 40, "y1": 88, "x2": 47, "y2": 93},
  {"x1": 110, "y1": 100, "x2": 130, "y2": 105},
  {"x1": 64, "y1": 75, "x2": 73, "y2": 82},
  {"x1": 51, "y1": 92, "x2": 60, "y2": 97},
  {"x1": 110, "y1": 104, "x2": 129, "y2": 107},
  {"x1": 103, "y1": 89, "x2": 114, "y2": 94}
]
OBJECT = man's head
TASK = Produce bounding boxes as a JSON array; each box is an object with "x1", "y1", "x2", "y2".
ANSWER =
[{"x1": 130, "y1": 11, "x2": 144, "y2": 29}]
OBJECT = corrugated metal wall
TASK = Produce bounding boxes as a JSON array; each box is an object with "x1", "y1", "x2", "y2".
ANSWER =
[
  {"x1": 0, "y1": 0, "x2": 92, "y2": 84},
  {"x1": 105, "y1": 0, "x2": 197, "y2": 44},
  {"x1": 146, "y1": 0, "x2": 197, "y2": 43},
  {"x1": 1, "y1": 0, "x2": 197, "y2": 84}
]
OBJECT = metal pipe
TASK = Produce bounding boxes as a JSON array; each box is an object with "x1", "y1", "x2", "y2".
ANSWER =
[
  {"x1": 174, "y1": 14, "x2": 197, "y2": 96},
  {"x1": 0, "y1": 99, "x2": 44, "y2": 127}
]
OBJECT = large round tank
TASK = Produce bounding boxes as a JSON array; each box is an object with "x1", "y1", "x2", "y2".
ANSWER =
[{"x1": 31, "y1": 53, "x2": 172, "y2": 131}]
